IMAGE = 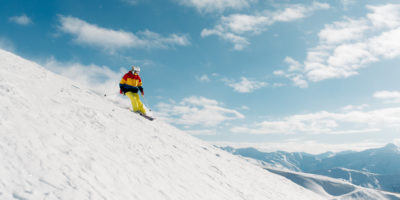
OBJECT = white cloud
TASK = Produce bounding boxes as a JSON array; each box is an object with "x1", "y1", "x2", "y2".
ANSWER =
[
  {"x1": 272, "y1": 2, "x2": 329, "y2": 22},
  {"x1": 341, "y1": 104, "x2": 369, "y2": 111},
  {"x1": 272, "y1": 83, "x2": 285, "y2": 87},
  {"x1": 156, "y1": 96, "x2": 244, "y2": 127},
  {"x1": 369, "y1": 27, "x2": 400, "y2": 59},
  {"x1": 318, "y1": 18, "x2": 369, "y2": 45},
  {"x1": 274, "y1": 58, "x2": 308, "y2": 88},
  {"x1": 177, "y1": 0, "x2": 255, "y2": 13},
  {"x1": 138, "y1": 30, "x2": 190, "y2": 48},
  {"x1": 201, "y1": 27, "x2": 249, "y2": 50},
  {"x1": 273, "y1": 70, "x2": 285, "y2": 76},
  {"x1": 223, "y1": 77, "x2": 267, "y2": 93},
  {"x1": 374, "y1": 90, "x2": 400, "y2": 103},
  {"x1": 42, "y1": 57, "x2": 124, "y2": 93},
  {"x1": 121, "y1": 0, "x2": 139, "y2": 6},
  {"x1": 394, "y1": 138, "x2": 400, "y2": 147},
  {"x1": 58, "y1": 15, "x2": 190, "y2": 51},
  {"x1": 231, "y1": 106, "x2": 400, "y2": 135},
  {"x1": 240, "y1": 105, "x2": 250, "y2": 110},
  {"x1": 202, "y1": 2, "x2": 329, "y2": 50},
  {"x1": 285, "y1": 57, "x2": 302, "y2": 72},
  {"x1": 220, "y1": 14, "x2": 270, "y2": 35},
  {"x1": 9, "y1": 14, "x2": 32, "y2": 26},
  {"x1": 196, "y1": 74, "x2": 211, "y2": 82},
  {"x1": 367, "y1": 4, "x2": 400, "y2": 29},
  {"x1": 304, "y1": 42, "x2": 376, "y2": 82},
  {"x1": 291, "y1": 75, "x2": 308, "y2": 88},
  {"x1": 340, "y1": 0, "x2": 356, "y2": 9},
  {"x1": 0, "y1": 37, "x2": 16, "y2": 52},
  {"x1": 277, "y1": 4, "x2": 400, "y2": 87}
]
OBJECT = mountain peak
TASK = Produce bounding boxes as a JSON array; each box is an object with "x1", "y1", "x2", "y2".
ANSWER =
[{"x1": 383, "y1": 143, "x2": 399, "y2": 152}]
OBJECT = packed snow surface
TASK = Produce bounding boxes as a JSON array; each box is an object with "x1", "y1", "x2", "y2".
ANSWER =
[{"x1": 0, "y1": 48, "x2": 322, "y2": 200}]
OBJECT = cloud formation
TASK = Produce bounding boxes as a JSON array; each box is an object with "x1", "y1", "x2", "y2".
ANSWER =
[
  {"x1": 276, "y1": 4, "x2": 400, "y2": 87},
  {"x1": 9, "y1": 14, "x2": 32, "y2": 26},
  {"x1": 0, "y1": 37, "x2": 15, "y2": 52},
  {"x1": 374, "y1": 90, "x2": 400, "y2": 103},
  {"x1": 58, "y1": 15, "x2": 190, "y2": 51},
  {"x1": 42, "y1": 57, "x2": 124, "y2": 93},
  {"x1": 196, "y1": 74, "x2": 211, "y2": 82},
  {"x1": 156, "y1": 96, "x2": 244, "y2": 127},
  {"x1": 340, "y1": 0, "x2": 356, "y2": 9},
  {"x1": 231, "y1": 102, "x2": 400, "y2": 135},
  {"x1": 120, "y1": 0, "x2": 139, "y2": 6},
  {"x1": 201, "y1": 2, "x2": 329, "y2": 50},
  {"x1": 223, "y1": 77, "x2": 267, "y2": 93},
  {"x1": 177, "y1": 0, "x2": 255, "y2": 13}
]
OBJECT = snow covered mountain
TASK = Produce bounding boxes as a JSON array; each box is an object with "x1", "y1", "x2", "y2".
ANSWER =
[
  {"x1": 0, "y1": 48, "x2": 324, "y2": 199},
  {"x1": 312, "y1": 168, "x2": 400, "y2": 193},
  {"x1": 266, "y1": 168, "x2": 400, "y2": 200},
  {"x1": 220, "y1": 146, "x2": 322, "y2": 172},
  {"x1": 220, "y1": 144, "x2": 400, "y2": 193}
]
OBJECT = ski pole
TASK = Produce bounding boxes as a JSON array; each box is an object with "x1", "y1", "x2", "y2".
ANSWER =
[
  {"x1": 142, "y1": 95, "x2": 152, "y2": 111},
  {"x1": 104, "y1": 92, "x2": 120, "y2": 97}
]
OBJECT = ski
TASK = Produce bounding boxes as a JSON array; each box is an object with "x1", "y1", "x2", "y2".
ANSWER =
[
  {"x1": 130, "y1": 110, "x2": 154, "y2": 121},
  {"x1": 139, "y1": 113, "x2": 154, "y2": 121}
]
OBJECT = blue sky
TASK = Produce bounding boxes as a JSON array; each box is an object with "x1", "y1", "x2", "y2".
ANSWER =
[{"x1": 2, "y1": 0, "x2": 400, "y2": 153}]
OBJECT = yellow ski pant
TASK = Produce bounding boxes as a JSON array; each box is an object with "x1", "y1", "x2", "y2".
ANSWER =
[{"x1": 125, "y1": 92, "x2": 146, "y2": 114}]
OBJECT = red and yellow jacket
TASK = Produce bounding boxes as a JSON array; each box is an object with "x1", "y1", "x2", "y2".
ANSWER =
[{"x1": 119, "y1": 71, "x2": 144, "y2": 94}]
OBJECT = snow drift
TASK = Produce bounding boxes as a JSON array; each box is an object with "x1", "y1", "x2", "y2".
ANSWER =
[{"x1": 0, "y1": 48, "x2": 321, "y2": 200}]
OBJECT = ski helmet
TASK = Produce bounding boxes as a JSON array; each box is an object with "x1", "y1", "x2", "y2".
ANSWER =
[{"x1": 132, "y1": 66, "x2": 141, "y2": 73}]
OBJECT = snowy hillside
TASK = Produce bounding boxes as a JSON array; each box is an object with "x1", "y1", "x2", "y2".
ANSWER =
[{"x1": 0, "y1": 48, "x2": 323, "y2": 200}]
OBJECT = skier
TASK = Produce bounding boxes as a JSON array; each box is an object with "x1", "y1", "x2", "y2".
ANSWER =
[{"x1": 119, "y1": 66, "x2": 146, "y2": 115}]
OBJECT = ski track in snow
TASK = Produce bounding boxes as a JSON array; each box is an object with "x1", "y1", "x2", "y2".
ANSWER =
[{"x1": 0, "y1": 49, "x2": 323, "y2": 200}]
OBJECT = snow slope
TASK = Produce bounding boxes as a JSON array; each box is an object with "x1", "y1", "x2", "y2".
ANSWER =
[{"x1": 0, "y1": 48, "x2": 322, "y2": 200}]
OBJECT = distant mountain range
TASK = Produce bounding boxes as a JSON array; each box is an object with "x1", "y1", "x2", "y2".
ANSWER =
[{"x1": 220, "y1": 144, "x2": 400, "y2": 193}]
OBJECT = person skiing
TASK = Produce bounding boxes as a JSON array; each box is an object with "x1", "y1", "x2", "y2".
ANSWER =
[{"x1": 119, "y1": 66, "x2": 146, "y2": 115}]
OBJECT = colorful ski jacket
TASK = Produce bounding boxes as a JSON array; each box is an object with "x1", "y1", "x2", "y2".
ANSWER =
[{"x1": 119, "y1": 71, "x2": 143, "y2": 94}]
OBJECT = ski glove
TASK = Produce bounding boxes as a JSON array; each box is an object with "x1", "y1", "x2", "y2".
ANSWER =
[
  {"x1": 119, "y1": 84, "x2": 126, "y2": 95},
  {"x1": 139, "y1": 86, "x2": 144, "y2": 96}
]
